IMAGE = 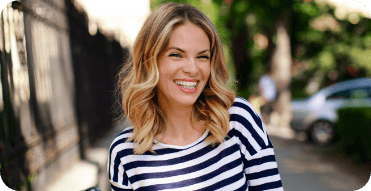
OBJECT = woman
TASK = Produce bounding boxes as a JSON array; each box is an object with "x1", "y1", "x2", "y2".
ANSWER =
[{"x1": 109, "y1": 3, "x2": 283, "y2": 190}]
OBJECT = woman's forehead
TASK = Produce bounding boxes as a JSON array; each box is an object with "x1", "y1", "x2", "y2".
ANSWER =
[{"x1": 166, "y1": 23, "x2": 210, "y2": 48}]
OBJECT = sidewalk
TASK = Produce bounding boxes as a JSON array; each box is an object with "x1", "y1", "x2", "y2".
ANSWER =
[{"x1": 46, "y1": 121, "x2": 128, "y2": 191}]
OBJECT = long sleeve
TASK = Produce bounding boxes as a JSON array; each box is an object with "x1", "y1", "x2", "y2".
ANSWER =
[{"x1": 229, "y1": 97, "x2": 284, "y2": 191}]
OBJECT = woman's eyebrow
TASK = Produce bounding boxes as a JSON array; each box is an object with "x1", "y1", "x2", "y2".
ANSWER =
[
  {"x1": 198, "y1": 49, "x2": 210, "y2": 54},
  {"x1": 166, "y1": 47, "x2": 185, "y2": 52}
]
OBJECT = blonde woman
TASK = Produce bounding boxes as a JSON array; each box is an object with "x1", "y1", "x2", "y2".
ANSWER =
[{"x1": 108, "y1": 3, "x2": 283, "y2": 191}]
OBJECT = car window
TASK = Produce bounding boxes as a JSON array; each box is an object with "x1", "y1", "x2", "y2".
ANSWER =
[
  {"x1": 327, "y1": 86, "x2": 371, "y2": 100},
  {"x1": 327, "y1": 89, "x2": 351, "y2": 99}
]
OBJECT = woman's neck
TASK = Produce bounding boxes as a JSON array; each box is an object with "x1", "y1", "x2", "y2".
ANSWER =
[{"x1": 156, "y1": 103, "x2": 206, "y2": 146}]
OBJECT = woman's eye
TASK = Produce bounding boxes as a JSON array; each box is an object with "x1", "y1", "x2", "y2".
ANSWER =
[
  {"x1": 169, "y1": 53, "x2": 181, "y2": 58},
  {"x1": 198, "y1": 55, "x2": 210, "y2": 59}
]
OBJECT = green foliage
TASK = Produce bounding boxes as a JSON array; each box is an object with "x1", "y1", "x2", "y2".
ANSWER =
[
  {"x1": 318, "y1": 50, "x2": 335, "y2": 71},
  {"x1": 297, "y1": 30, "x2": 324, "y2": 44},
  {"x1": 297, "y1": 2, "x2": 318, "y2": 17},
  {"x1": 223, "y1": 43, "x2": 238, "y2": 92},
  {"x1": 291, "y1": 0, "x2": 371, "y2": 99},
  {"x1": 349, "y1": 47, "x2": 371, "y2": 75},
  {"x1": 364, "y1": 35, "x2": 371, "y2": 48},
  {"x1": 268, "y1": 0, "x2": 280, "y2": 8},
  {"x1": 234, "y1": 1, "x2": 248, "y2": 14},
  {"x1": 335, "y1": 107, "x2": 371, "y2": 164},
  {"x1": 236, "y1": 87, "x2": 254, "y2": 101}
]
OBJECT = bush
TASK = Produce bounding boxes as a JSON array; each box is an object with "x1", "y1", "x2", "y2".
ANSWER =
[{"x1": 335, "y1": 107, "x2": 371, "y2": 164}]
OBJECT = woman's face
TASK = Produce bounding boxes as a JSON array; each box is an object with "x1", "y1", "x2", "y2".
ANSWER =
[{"x1": 156, "y1": 23, "x2": 211, "y2": 110}]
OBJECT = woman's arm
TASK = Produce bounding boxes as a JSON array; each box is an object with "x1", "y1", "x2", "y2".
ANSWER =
[
  {"x1": 244, "y1": 137, "x2": 283, "y2": 190},
  {"x1": 229, "y1": 97, "x2": 284, "y2": 191},
  {"x1": 108, "y1": 129, "x2": 134, "y2": 191}
]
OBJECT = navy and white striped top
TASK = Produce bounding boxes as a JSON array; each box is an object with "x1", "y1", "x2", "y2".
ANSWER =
[{"x1": 108, "y1": 97, "x2": 283, "y2": 190}]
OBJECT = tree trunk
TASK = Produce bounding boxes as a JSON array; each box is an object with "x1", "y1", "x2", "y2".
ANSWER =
[
  {"x1": 231, "y1": 28, "x2": 253, "y2": 90},
  {"x1": 270, "y1": 13, "x2": 292, "y2": 129}
]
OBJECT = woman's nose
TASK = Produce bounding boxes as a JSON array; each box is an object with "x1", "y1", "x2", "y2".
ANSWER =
[{"x1": 182, "y1": 58, "x2": 198, "y2": 76}]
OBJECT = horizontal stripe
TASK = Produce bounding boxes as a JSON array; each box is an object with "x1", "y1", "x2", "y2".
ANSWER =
[
  {"x1": 246, "y1": 168, "x2": 280, "y2": 181},
  {"x1": 248, "y1": 154, "x2": 277, "y2": 169},
  {"x1": 214, "y1": 175, "x2": 248, "y2": 191},
  {"x1": 127, "y1": 139, "x2": 237, "y2": 175},
  {"x1": 249, "y1": 180, "x2": 283, "y2": 191},
  {"x1": 194, "y1": 170, "x2": 245, "y2": 191},
  {"x1": 161, "y1": 163, "x2": 245, "y2": 191},
  {"x1": 138, "y1": 160, "x2": 242, "y2": 190},
  {"x1": 131, "y1": 149, "x2": 242, "y2": 188},
  {"x1": 123, "y1": 144, "x2": 214, "y2": 171},
  {"x1": 129, "y1": 144, "x2": 240, "y2": 184},
  {"x1": 246, "y1": 161, "x2": 278, "y2": 174}
]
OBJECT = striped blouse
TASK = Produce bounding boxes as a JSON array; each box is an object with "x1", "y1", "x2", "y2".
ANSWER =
[{"x1": 108, "y1": 97, "x2": 284, "y2": 190}]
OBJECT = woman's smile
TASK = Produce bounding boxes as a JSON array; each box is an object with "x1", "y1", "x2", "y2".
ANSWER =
[{"x1": 174, "y1": 79, "x2": 199, "y2": 93}]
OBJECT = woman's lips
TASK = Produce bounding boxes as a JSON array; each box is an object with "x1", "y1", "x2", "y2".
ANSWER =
[{"x1": 175, "y1": 83, "x2": 198, "y2": 93}]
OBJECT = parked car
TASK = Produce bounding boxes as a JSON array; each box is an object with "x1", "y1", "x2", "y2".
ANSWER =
[{"x1": 290, "y1": 78, "x2": 371, "y2": 145}]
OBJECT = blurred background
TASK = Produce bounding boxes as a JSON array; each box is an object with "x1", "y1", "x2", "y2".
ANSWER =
[{"x1": 0, "y1": 0, "x2": 370, "y2": 190}]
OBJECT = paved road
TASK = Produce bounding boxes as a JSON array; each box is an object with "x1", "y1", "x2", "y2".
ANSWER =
[{"x1": 269, "y1": 130, "x2": 370, "y2": 191}]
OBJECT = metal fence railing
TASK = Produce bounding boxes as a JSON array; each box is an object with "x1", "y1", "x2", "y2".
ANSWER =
[{"x1": 1, "y1": 1, "x2": 128, "y2": 190}]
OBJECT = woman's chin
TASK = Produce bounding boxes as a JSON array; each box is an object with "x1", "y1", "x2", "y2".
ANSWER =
[{"x1": 174, "y1": 96, "x2": 199, "y2": 107}]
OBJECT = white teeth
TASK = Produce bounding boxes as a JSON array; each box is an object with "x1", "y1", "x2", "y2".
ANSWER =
[{"x1": 175, "y1": 80, "x2": 198, "y2": 89}]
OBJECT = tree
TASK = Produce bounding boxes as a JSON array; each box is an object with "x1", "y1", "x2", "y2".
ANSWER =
[{"x1": 213, "y1": 0, "x2": 294, "y2": 128}]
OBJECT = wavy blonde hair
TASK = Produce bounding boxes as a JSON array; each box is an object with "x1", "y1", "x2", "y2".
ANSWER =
[{"x1": 116, "y1": 3, "x2": 236, "y2": 154}]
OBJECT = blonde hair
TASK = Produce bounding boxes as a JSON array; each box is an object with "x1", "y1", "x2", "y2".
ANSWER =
[{"x1": 116, "y1": 3, "x2": 236, "y2": 154}]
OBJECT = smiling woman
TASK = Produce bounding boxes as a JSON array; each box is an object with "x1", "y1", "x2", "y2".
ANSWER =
[{"x1": 109, "y1": 3, "x2": 283, "y2": 191}]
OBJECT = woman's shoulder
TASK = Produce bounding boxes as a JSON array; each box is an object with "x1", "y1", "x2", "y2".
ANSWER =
[
  {"x1": 109, "y1": 126, "x2": 135, "y2": 156},
  {"x1": 228, "y1": 96, "x2": 269, "y2": 148},
  {"x1": 229, "y1": 96, "x2": 259, "y2": 117},
  {"x1": 228, "y1": 96, "x2": 264, "y2": 132}
]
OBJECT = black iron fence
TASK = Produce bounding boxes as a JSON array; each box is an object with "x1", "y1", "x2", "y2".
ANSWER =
[{"x1": 0, "y1": 0, "x2": 128, "y2": 190}]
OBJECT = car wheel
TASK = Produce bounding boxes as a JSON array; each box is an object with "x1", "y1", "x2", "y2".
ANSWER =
[{"x1": 310, "y1": 120, "x2": 334, "y2": 145}]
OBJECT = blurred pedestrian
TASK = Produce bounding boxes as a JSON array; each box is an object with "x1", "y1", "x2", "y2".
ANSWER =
[
  {"x1": 108, "y1": 3, "x2": 283, "y2": 190},
  {"x1": 258, "y1": 70, "x2": 276, "y2": 125}
]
